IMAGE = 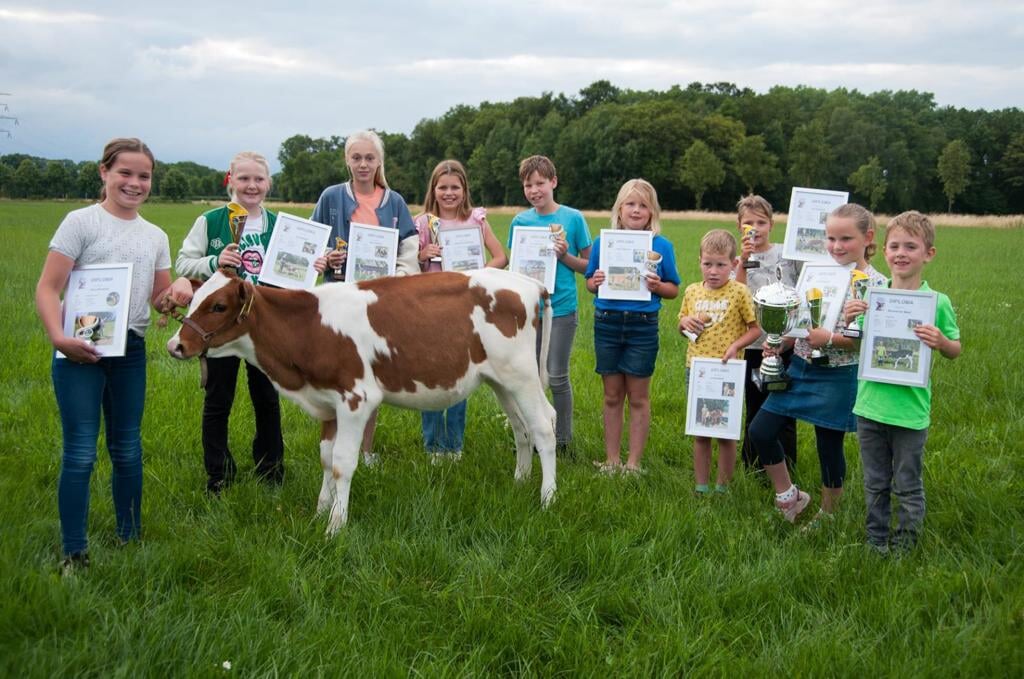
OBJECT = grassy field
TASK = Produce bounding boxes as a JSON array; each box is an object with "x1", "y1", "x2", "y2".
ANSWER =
[{"x1": 1, "y1": 200, "x2": 1022, "y2": 676}]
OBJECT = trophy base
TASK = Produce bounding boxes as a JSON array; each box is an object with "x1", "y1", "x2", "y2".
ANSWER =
[
  {"x1": 810, "y1": 352, "x2": 830, "y2": 366},
  {"x1": 752, "y1": 370, "x2": 791, "y2": 393},
  {"x1": 742, "y1": 261, "x2": 761, "y2": 269},
  {"x1": 841, "y1": 327, "x2": 862, "y2": 339}
]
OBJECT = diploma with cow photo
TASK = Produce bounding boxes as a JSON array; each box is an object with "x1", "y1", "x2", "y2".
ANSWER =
[
  {"x1": 439, "y1": 225, "x2": 485, "y2": 272},
  {"x1": 782, "y1": 186, "x2": 849, "y2": 263},
  {"x1": 259, "y1": 212, "x2": 333, "y2": 290},
  {"x1": 857, "y1": 287, "x2": 937, "y2": 388},
  {"x1": 509, "y1": 226, "x2": 557, "y2": 293},
  {"x1": 346, "y1": 222, "x2": 400, "y2": 282},
  {"x1": 685, "y1": 358, "x2": 746, "y2": 440},
  {"x1": 597, "y1": 228, "x2": 653, "y2": 302},
  {"x1": 58, "y1": 263, "x2": 133, "y2": 359}
]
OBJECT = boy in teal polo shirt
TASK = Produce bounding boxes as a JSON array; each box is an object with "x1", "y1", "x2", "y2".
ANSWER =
[
  {"x1": 507, "y1": 155, "x2": 592, "y2": 455},
  {"x1": 851, "y1": 211, "x2": 961, "y2": 553}
]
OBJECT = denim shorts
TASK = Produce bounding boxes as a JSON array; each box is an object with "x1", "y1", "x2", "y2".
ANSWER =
[{"x1": 593, "y1": 309, "x2": 660, "y2": 377}]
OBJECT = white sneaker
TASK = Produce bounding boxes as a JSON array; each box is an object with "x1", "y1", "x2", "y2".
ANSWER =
[{"x1": 776, "y1": 489, "x2": 811, "y2": 523}]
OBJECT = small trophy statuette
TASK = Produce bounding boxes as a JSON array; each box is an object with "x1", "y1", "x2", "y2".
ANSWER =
[
  {"x1": 334, "y1": 236, "x2": 348, "y2": 278},
  {"x1": 841, "y1": 269, "x2": 871, "y2": 338},
  {"x1": 806, "y1": 287, "x2": 829, "y2": 365},
  {"x1": 548, "y1": 223, "x2": 565, "y2": 255},
  {"x1": 741, "y1": 223, "x2": 760, "y2": 270},
  {"x1": 644, "y1": 250, "x2": 662, "y2": 278}
]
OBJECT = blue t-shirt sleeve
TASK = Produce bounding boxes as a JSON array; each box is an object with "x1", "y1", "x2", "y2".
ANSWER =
[
  {"x1": 655, "y1": 236, "x2": 681, "y2": 285},
  {"x1": 584, "y1": 237, "x2": 601, "y2": 278},
  {"x1": 569, "y1": 210, "x2": 592, "y2": 254}
]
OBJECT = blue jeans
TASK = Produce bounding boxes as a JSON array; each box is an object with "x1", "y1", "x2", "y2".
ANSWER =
[
  {"x1": 52, "y1": 332, "x2": 146, "y2": 555},
  {"x1": 421, "y1": 400, "x2": 467, "y2": 453}
]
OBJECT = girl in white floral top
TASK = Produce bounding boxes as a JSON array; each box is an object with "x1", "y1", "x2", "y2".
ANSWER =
[{"x1": 747, "y1": 204, "x2": 885, "y2": 526}]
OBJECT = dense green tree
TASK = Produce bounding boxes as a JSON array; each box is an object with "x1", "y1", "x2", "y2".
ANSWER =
[
  {"x1": 936, "y1": 139, "x2": 971, "y2": 212},
  {"x1": 678, "y1": 140, "x2": 725, "y2": 210},
  {"x1": 10, "y1": 158, "x2": 42, "y2": 198},
  {"x1": 76, "y1": 161, "x2": 101, "y2": 199},
  {"x1": 731, "y1": 135, "x2": 781, "y2": 194},
  {"x1": 788, "y1": 119, "x2": 833, "y2": 187},
  {"x1": 848, "y1": 156, "x2": 888, "y2": 211},
  {"x1": 161, "y1": 168, "x2": 190, "y2": 201},
  {"x1": 999, "y1": 132, "x2": 1024, "y2": 191},
  {"x1": 0, "y1": 162, "x2": 11, "y2": 196},
  {"x1": 43, "y1": 161, "x2": 73, "y2": 198}
]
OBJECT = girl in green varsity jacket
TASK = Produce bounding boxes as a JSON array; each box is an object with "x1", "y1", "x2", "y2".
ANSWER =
[{"x1": 175, "y1": 151, "x2": 293, "y2": 494}]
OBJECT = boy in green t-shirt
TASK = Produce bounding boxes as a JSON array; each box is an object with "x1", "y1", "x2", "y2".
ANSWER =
[{"x1": 850, "y1": 211, "x2": 961, "y2": 554}]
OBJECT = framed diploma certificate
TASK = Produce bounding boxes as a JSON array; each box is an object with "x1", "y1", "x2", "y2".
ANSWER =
[
  {"x1": 786, "y1": 262, "x2": 853, "y2": 338},
  {"x1": 685, "y1": 358, "x2": 747, "y2": 440},
  {"x1": 259, "y1": 212, "x2": 332, "y2": 289},
  {"x1": 346, "y1": 222, "x2": 399, "y2": 282},
  {"x1": 509, "y1": 226, "x2": 557, "y2": 293},
  {"x1": 782, "y1": 187, "x2": 849, "y2": 262},
  {"x1": 59, "y1": 263, "x2": 133, "y2": 359},
  {"x1": 439, "y1": 225, "x2": 485, "y2": 272},
  {"x1": 858, "y1": 287, "x2": 937, "y2": 388},
  {"x1": 597, "y1": 229, "x2": 653, "y2": 302}
]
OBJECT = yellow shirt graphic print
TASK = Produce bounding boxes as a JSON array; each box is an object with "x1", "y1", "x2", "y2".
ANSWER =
[{"x1": 680, "y1": 280, "x2": 757, "y2": 367}]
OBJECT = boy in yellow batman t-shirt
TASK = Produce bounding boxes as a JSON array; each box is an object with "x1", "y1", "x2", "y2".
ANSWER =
[{"x1": 678, "y1": 229, "x2": 761, "y2": 495}]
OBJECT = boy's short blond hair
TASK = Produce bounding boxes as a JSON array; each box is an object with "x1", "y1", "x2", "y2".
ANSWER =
[
  {"x1": 886, "y1": 210, "x2": 936, "y2": 249},
  {"x1": 736, "y1": 194, "x2": 773, "y2": 224},
  {"x1": 700, "y1": 229, "x2": 737, "y2": 259},
  {"x1": 518, "y1": 155, "x2": 557, "y2": 182}
]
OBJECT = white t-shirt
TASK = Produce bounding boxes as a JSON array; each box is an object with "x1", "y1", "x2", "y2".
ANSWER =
[{"x1": 49, "y1": 204, "x2": 171, "y2": 336}]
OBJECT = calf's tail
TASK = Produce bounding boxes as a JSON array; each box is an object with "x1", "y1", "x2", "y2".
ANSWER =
[{"x1": 538, "y1": 290, "x2": 553, "y2": 389}]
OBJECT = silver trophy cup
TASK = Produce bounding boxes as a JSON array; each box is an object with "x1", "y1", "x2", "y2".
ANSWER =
[{"x1": 752, "y1": 281, "x2": 801, "y2": 392}]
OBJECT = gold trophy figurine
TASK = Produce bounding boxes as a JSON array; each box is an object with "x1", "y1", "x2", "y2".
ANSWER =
[
  {"x1": 841, "y1": 269, "x2": 871, "y2": 338},
  {"x1": 333, "y1": 237, "x2": 348, "y2": 278},
  {"x1": 428, "y1": 215, "x2": 443, "y2": 262},
  {"x1": 806, "y1": 287, "x2": 829, "y2": 365},
  {"x1": 227, "y1": 202, "x2": 248, "y2": 245},
  {"x1": 682, "y1": 312, "x2": 714, "y2": 343},
  {"x1": 741, "y1": 223, "x2": 760, "y2": 269}
]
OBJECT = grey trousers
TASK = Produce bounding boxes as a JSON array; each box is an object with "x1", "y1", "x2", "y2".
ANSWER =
[
  {"x1": 537, "y1": 312, "x2": 578, "y2": 445},
  {"x1": 857, "y1": 416, "x2": 929, "y2": 548}
]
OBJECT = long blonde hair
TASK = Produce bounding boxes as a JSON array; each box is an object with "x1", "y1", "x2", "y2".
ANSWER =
[
  {"x1": 344, "y1": 130, "x2": 388, "y2": 189},
  {"x1": 610, "y1": 179, "x2": 662, "y2": 235}
]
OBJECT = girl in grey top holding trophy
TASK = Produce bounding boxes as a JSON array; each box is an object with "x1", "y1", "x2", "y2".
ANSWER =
[
  {"x1": 733, "y1": 195, "x2": 801, "y2": 474},
  {"x1": 747, "y1": 204, "x2": 886, "y2": 527}
]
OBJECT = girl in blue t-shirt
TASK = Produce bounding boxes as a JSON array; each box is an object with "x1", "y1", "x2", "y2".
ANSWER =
[{"x1": 585, "y1": 179, "x2": 680, "y2": 473}]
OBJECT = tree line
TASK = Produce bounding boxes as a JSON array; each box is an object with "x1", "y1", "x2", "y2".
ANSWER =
[{"x1": 4, "y1": 81, "x2": 1023, "y2": 214}]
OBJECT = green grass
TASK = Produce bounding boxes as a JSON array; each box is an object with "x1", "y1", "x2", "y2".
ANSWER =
[{"x1": 1, "y1": 200, "x2": 1022, "y2": 676}]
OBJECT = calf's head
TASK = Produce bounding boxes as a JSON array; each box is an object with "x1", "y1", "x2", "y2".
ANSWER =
[{"x1": 166, "y1": 271, "x2": 255, "y2": 360}]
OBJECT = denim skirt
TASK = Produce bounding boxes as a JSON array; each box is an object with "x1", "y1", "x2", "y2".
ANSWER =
[
  {"x1": 761, "y1": 355, "x2": 858, "y2": 432},
  {"x1": 593, "y1": 309, "x2": 660, "y2": 377}
]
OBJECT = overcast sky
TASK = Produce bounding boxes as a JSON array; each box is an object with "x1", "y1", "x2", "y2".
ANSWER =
[{"x1": 2, "y1": 1, "x2": 1021, "y2": 172}]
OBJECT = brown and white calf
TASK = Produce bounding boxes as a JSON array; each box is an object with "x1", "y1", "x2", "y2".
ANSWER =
[{"x1": 167, "y1": 269, "x2": 557, "y2": 534}]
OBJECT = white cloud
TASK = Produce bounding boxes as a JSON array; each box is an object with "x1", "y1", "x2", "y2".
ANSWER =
[
  {"x1": 0, "y1": 7, "x2": 103, "y2": 24},
  {"x1": 134, "y1": 39, "x2": 352, "y2": 80}
]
